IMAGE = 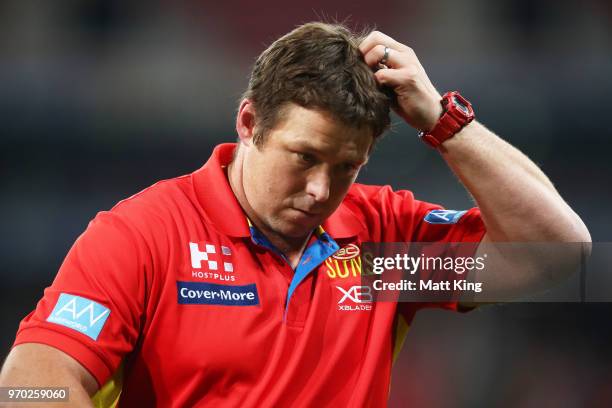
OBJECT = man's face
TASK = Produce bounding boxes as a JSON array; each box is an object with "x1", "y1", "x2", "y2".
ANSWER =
[{"x1": 240, "y1": 104, "x2": 373, "y2": 240}]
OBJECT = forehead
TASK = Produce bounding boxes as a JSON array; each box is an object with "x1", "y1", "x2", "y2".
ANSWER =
[{"x1": 267, "y1": 104, "x2": 373, "y2": 162}]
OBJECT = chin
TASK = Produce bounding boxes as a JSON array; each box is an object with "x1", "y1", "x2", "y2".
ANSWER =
[
  {"x1": 270, "y1": 217, "x2": 316, "y2": 239},
  {"x1": 276, "y1": 223, "x2": 312, "y2": 239}
]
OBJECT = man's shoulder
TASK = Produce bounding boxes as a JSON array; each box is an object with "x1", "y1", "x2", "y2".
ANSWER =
[
  {"x1": 95, "y1": 172, "x2": 202, "y2": 238},
  {"x1": 111, "y1": 174, "x2": 195, "y2": 216},
  {"x1": 335, "y1": 183, "x2": 420, "y2": 230},
  {"x1": 344, "y1": 182, "x2": 417, "y2": 207}
]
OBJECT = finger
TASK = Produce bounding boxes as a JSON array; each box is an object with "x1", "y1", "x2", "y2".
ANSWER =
[
  {"x1": 362, "y1": 44, "x2": 402, "y2": 69},
  {"x1": 374, "y1": 66, "x2": 419, "y2": 88},
  {"x1": 359, "y1": 30, "x2": 405, "y2": 55}
]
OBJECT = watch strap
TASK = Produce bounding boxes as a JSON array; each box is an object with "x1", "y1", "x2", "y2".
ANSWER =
[{"x1": 419, "y1": 91, "x2": 474, "y2": 148}]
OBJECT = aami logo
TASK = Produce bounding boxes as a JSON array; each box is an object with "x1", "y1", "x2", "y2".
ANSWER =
[
  {"x1": 47, "y1": 293, "x2": 111, "y2": 340},
  {"x1": 189, "y1": 242, "x2": 236, "y2": 282},
  {"x1": 336, "y1": 285, "x2": 373, "y2": 311},
  {"x1": 423, "y1": 209, "x2": 467, "y2": 224}
]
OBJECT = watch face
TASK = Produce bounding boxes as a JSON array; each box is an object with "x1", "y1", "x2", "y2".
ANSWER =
[{"x1": 452, "y1": 96, "x2": 470, "y2": 115}]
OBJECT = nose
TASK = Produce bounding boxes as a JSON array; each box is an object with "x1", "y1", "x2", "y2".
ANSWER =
[{"x1": 305, "y1": 171, "x2": 331, "y2": 203}]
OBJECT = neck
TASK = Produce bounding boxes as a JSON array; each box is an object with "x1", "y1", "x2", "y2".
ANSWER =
[{"x1": 227, "y1": 147, "x2": 312, "y2": 266}]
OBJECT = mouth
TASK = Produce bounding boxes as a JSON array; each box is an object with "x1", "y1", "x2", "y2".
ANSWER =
[{"x1": 292, "y1": 208, "x2": 321, "y2": 218}]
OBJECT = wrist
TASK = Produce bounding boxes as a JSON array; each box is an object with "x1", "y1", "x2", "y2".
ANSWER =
[
  {"x1": 419, "y1": 91, "x2": 475, "y2": 148},
  {"x1": 424, "y1": 101, "x2": 444, "y2": 132}
]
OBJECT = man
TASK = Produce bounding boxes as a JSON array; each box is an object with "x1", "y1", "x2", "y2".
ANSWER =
[{"x1": 0, "y1": 22, "x2": 589, "y2": 407}]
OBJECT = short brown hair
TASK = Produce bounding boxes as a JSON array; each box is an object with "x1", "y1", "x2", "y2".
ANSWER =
[{"x1": 242, "y1": 22, "x2": 391, "y2": 146}]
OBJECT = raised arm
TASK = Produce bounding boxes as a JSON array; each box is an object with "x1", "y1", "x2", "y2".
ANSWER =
[{"x1": 359, "y1": 31, "x2": 591, "y2": 300}]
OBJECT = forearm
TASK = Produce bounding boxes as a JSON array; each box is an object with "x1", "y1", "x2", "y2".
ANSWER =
[
  {"x1": 357, "y1": 31, "x2": 589, "y2": 242},
  {"x1": 358, "y1": 31, "x2": 590, "y2": 300},
  {"x1": 0, "y1": 344, "x2": 96, "y2": 408},
  {"x1": 439, "y1": 120, "x2": 590, "y2": 243}
]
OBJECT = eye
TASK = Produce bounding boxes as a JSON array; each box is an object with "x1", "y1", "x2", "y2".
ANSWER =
[
  {"x1": 342, "y1": 163, "x2": 359, "y2": 174},
  {"x1": 296, "y1": 152, "x2": 317, "y2": 165}
]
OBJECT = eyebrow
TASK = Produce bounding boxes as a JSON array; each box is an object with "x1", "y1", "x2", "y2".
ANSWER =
[{"x1": 291, "y1": 141, "x2": 370, "y2": 166}]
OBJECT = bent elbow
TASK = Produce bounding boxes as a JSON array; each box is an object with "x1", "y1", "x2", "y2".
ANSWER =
[{"x1": 568, "y1": 212, "x2": 592, "y2": 257}]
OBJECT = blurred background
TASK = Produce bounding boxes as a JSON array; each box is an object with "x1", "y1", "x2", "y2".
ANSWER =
[{"x1": 1, "y1": 0, "x2": 611, "y2": 406}]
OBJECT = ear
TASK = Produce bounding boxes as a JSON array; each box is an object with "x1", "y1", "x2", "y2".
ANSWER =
[{"x1": 236, "y1": 99, "x2": 257, "y2": 146}]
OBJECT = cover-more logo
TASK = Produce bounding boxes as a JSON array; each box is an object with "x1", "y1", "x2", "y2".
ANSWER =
[
  {"x1": 336, "y1": 285, "x2": 373, "y2": 311},
  {"x1": 177, "y1": 281, "x2": 259, "y2": 307},
  {"x1": 189, "y1": 242, "x2": 236, "y2": 282}
]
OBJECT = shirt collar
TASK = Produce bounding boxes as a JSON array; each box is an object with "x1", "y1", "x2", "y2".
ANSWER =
[
  {"x1": 322, "y1": 201, "x2": 366, "y2": 239},
  {"x1": 192, "y1": 143, "x2": 365, "y2": 239},
  {"x1": 192, "y1": 143, "x2": 251, "y2": 237}
]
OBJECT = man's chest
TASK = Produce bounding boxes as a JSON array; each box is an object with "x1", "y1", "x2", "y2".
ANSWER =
[{"x1": 137, "y1": 233, "x2": 392, "y2": 381}]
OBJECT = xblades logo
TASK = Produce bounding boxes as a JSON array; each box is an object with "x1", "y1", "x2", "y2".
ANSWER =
[{"x1": 336, "y1": 286, "x2": 373, "y2": 311}]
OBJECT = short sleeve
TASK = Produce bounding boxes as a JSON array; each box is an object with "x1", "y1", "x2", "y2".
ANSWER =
[
  {"x1": 410, "y1": 200, "x2": 485, "y2": 243},
  {"x1": 12, "y1": 211, "x2": 149, "y2": 387},
  {"x1": 356, "y1": 185, "x2": 486, "y2": 243},
  {"x1": 363, "y1": 186, "x2": 487, "y2": 315}
]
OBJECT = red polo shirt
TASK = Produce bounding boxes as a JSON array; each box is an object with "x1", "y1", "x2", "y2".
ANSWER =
[{"x1": 13, "y1": 143, "x2": 485, "y2": 407}]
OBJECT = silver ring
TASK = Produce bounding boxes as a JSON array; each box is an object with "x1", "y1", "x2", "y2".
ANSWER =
[{"x1": 379, "y1": 46, "x2": 390, "y2": 66}]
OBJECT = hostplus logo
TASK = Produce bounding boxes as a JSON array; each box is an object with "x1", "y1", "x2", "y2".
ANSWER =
[{"x1": 189, "y1": 242, "x2": 236, "y2": 282}]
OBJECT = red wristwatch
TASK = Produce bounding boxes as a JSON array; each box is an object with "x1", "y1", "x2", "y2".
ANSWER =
[{"x1": 419, "y1": 91, "x2": 475, "y2": 148}]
